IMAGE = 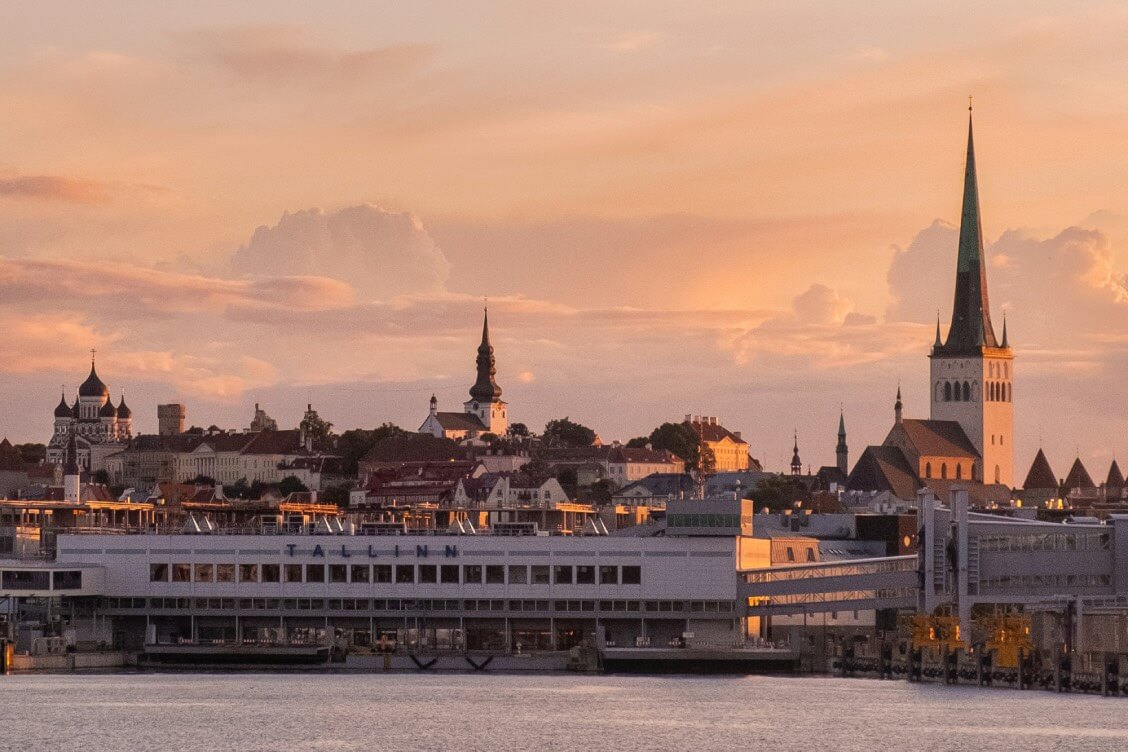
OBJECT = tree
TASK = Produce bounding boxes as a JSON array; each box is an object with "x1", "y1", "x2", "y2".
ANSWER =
[
  {"x1": 225, "y1": 478, "x2": 251, "y2": 499},
  {"x1": 645, "y1": 422, "x2": 715, "y2": 474},
  {"x1": 746, "y1": 474, "x2": 810, "y2": 512},
  {"x1": 278, "y1": 476, "x2": 309, "y2": 496},
  {"x1": 189, "y1": 474, "x2": 216, "y2": 486},
  {"x1": 587, "y1": 478, "x2": 618, "y2": 506},
  {"x1": 320, "y1": 482, "x2": 352, "y2": 507},
  {"x1": 15, "y1": 443, "x2": 46, "y2": 464},
  {"x1": 509, "y1": 422, "x2": 530, "y2": 437},
  {"x1": 299, "y1": 407, "x2": 333, "y2": 447},
  {"x1": 556, "y1": 467, "x2": 579, "y2": 499},
  {"x1": 543, "y1": 417, "x2": 596, "y2": 448},
  {"x1": 624, "y1": 436, "x2": 650, "y2": 449},
  {"x1": 92, "y1": 469, "x2": 110, "y2": 485}
]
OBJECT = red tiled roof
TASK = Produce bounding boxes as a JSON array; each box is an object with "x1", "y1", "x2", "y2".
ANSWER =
[{"x1": 897, "y1": 419, "x2": 979, "y2": 459}]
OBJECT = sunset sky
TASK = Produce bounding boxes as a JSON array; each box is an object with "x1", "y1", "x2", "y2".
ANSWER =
[{"x1": 3, "y1": 2, "x2": 1128, "y2": 480}]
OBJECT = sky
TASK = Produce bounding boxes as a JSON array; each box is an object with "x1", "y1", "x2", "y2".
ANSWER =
[{"x1": 2, "y1": 2, "x2": 1128, "y2": 481}]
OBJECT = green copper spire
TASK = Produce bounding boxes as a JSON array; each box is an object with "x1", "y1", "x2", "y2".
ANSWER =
[{"x1": 943, "y1": 105, "x2": 999, "y2": 352}]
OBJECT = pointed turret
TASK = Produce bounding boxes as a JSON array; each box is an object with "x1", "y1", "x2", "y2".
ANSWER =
[
  {"x1": 790, "y1": 432, "x2": 802, "y2": 476},
  {"x1": 934, "y1": 313, "x2": 942, "y2": 349},
  {"x1": 1062, "y1": 457, "x2": 1096, "y2": 492},
  {"x1": 1001, "y1": 312, "x2": 1009, "y2": 348},
  {"x1": 894, "y1": 386, "x2": 903, "y2": 425},
  {"x1": 468, "y1": 308, "x2": 502, "y2": 402},
  {"x1": 940, "y1": 107, "x2": 1000, "y2": 354},
  {"x1": 835, "y1": 409, "x2": 849, "y2": 475},
  {"x1": 1022, "y1": 448, "x2": 1057, "y2": 491},
  {"x1": 1106, "y1": 460, "x2": 1124, "y2": 489}
]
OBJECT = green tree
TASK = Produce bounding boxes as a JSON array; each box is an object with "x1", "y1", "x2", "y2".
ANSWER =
[
  {"x1": 299, "y1": 407, "x2": 334, "y2": 447},
  {"x1": 543, "y1": 417, "x2": 596, "y2": 448},
  {"x1": 746, "y1": 474, "x2": 809, "y2": 512},
  {"x1": 587, "y1": 478, "x2": 618, "y2": 506},
  {"x1": 646, "y1": 422, "x2": 715, "y2": 474},
  {"x1": 624, "y1": 436, "x2": 650, "y2": 449},
  {"x1": 189, "y1": 474, "x2": 216, "y2": 485},
  {"x1": 15, "y1": 443, "x2": 46, "y2": 464},
  {"x1": 508, "y1": 422, "x2": 530, "y2": 437},
  {"x1": 320, "y1": 482, "x2": 353, "y2": 507},
  {"x1": 93, "y1": 469, "x2": 110, "y2": 485},
  {"x1": 556, "y1": 467, "x2": 579, "y2": 498},
  {"x1": 278, "y1": 476, "x2": 309, "y2": 496}
]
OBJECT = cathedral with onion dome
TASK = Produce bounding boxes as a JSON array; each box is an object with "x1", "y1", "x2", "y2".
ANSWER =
[{"x1": 46, "y1": 353, "x2": 132, "y2": 472}]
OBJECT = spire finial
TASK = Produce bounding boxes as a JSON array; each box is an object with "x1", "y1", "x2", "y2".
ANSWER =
[
  {"x1": 968, "y1": 94, "x2": 973, "y2": 113},
  {"x1": 90, "y1": 348, "x2": 96, "y2": 366}
]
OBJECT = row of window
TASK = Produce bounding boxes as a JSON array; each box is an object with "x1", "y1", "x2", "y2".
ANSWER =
[
  {"x1": 935, "y1": 380, "x2": 1013, "y2": 404},
  {"x1": 104, "y1": 596, "x2": 734, "y2": 614},
  {"x1": 667, "y1": 514, "x2": 745, "y2": 528},
  {"x1": 1, "y1": 570, "x2": 83, "y2": 590},
  {"x1": 978, "y1": 532, "x2": 1111, "y2": 552},
  {"x1": 150, "y1": 563, "x2": 643, "y2": 587},
  {"x1": 980, "y1": 573, "x2": 1111, "y2": 590},
  {"x1": 923, "y1": 461, "x2": 971, "y2": 481}
]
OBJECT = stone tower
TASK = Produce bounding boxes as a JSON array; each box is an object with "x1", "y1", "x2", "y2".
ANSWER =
[{"x1": 929, "y1": 107, "x2": 1014, "y2": 486}]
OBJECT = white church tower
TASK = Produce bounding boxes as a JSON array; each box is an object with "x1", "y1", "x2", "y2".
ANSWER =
[{"x1": 929, "y1": 106, "x2": 1014, "y2": 486}]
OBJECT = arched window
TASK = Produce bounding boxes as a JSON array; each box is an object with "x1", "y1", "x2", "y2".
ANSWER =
[
  {"x1": 935, "y1": 382, "x2": 944, "y2": 402},
  {"x1": 941, "y1": 463, "x2": 948, "y2": 479},
  {"x1": 962, "y1": 381, "x2": 970, "y2": 401},
  {"x1": 994, "y1": 465, "x2": 1001, "y2": 484},
  {"x1": 944, "y1": 382, "x2": 952, "y2": 402},
  {"x1": 925, "y1": 462, "x2": 932, "y2": 479},
  {"x1": 1006, "y1": 383, "x2": 1011, "y2": 402},
  {"x1": 956, "y1": 464, "x2": 963, "y2": 480},
  {"x1": 972, "y1": 381, "x2": 980, "y2": 402},
  {"x1": 1000, "y1": 435, "x2": 1004, "y2": 446}
]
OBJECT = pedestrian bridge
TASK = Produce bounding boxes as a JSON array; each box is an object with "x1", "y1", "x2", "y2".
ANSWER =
[{"x1": 740, "y1": 555, "x2": 919, "y2": 616}]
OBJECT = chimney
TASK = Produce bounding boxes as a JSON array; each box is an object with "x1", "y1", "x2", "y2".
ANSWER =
[
  {"x1": 685, "y1": 414, "x2": 692, "y2": 423},
  {"x1": 734, "y1": 431, "x2": 742, "y2": 440}
]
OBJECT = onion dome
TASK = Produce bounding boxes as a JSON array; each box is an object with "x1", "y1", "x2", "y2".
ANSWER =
[
  {"x1": 117, "y1": 393, "x2": 132, "y2": 420},
  {"x1": 54, "y1": 392, "x2": 72, "y2": 418},
  {"x1": 99, "y1": 396, "x2": 117, "y2": 418},
  {"x1": 71, "y1": 397, "x2": 80, "y2": 419},
  {"x1": 78, "y1": 359, "x2": 110, "y2": 398}
]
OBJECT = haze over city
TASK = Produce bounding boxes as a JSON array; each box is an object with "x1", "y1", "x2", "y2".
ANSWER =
[{"x1": 3, "y1": 2, "x2": 1128, "y2": 474}]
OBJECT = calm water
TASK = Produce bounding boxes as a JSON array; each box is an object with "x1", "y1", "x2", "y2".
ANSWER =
[{"x1": 3, "y1": 673, "x2": 1128, "y2": 751}]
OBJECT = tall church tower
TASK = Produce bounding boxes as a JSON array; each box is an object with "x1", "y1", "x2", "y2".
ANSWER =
[
  {"x1": 463, "y1": 308, "x2": 508, "y2": 435},
  {"x1": 929, "y1": 106, "x2": 1014, "y2": 486}
]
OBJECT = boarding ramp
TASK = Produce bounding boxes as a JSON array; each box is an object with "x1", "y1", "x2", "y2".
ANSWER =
[{"x1": 740, "y1": 555, "x2": 919, "y2": 616}]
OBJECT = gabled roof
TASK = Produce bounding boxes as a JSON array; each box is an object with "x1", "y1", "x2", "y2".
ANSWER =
[
  {"x1": 896, "y1": 419, "x2": 979, "y2": 459},
  {"x1": 1023, "y1": 448, "x2": 1058, "y2": 491},
  {"x1": 614, "y1": 473, "x2": 696, "y2": 499},
  {"x1": 240, "y1": 429, "x2": 304, "y2": 455},
  {"x1": 846, "y1": 446, "x2": 920, "y2": 501},
  {"x1": 433, "y1": 412, "x2": 488, "y2": 432},
  {"x1": 1063, "y1": 457, "x2": 1096, "y2": 491},
  {"x1": 687, "y1": 420, "x2": 747, "y2": 445}
]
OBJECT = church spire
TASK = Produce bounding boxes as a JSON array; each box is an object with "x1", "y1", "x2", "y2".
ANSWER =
[
  {"x1": 836, "y1": 408, "x2": 849, "y2": 475},
  {"x1": 468, "y1": 307, "x2": 502, "y2": 402},
  {"x1": 894, "y1": 385, "x2": 903, "y2": 424},
  {"x1": 1001, "y1": 310, "x2": 1009, "y2": 348},
  {"x1": 791, "y1": 431, "x2": 802, "y2": 476},
  {"x1": 942, "y1": 104, "x2": 999, "y2": 353}
]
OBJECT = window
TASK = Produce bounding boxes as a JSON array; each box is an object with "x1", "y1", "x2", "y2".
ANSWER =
[
  {"x1": 576, "y1": 566, "x2": 595, "y2": 585},
  {"x1": 554, "y1": 565, "x2": 573, "y2": 584},
  {"x1": 962, "y1": 381, "x2": 970, "y2": 401},
  {"x1": 194, "y1": 563, "x2": 213, "y2": 583},
  {"x1": 418, "y1": 565, "x2": 437, "y2": 584},
  {"x1": 786, "y1": 548, "x2": 795, "y2": 562},
  {"x1": 925, "y1": 462, "x2": 931, "y2": 479},
  {"x1": 956, "y1": 464, "x2": 963, "y2": 480},
  {"x1": 599, "y1": 566, "x2": 618, "y2": 585},
  {"x1": 329, "y1": 564, "x2": 348, "y2": 583},
  {"x1": 944, "y1": 382, "x2": 952, "y2": 402},
  {"x1": 463, "y1": 565, "x2": 483, "y2": 584},
  {"x1": 373, "y1": 565, "x2": 392, "y2": 583},
  {"x1": 395, "y1": 565, "x2": 415, "y2": 584},
  {"x1": 262, "y1": 564, "x2": 280, "y2": 583},
  {"x1": 941, "y1": 463, "x2": 948, "y2": 480},
  {"x1": 306, "y1": 564, "x2": 325, "y2": 583},
  {"x1": 284, "y1": 564, "x2": 303, "y2": 583},
  {"x1": 150, "y1": 564, "x2": 169, "y2": 583},
  {"x1": 239, "y1": 564, "x2": 259, "y2": 583},
  {"x1": 172, "y1": 564, "x2": 191, "y2": 583},
  {"x1": 486, "y1": 565, "x2": 505, "y2": 584},
  {"x1": 508, "y1": 565, "x2": 528, "y2": 584},
  {"x1": 806, "y1": 549, "x2": 816, "y2": 562},
  {"x1": 531, "y1": 565, "x2": 550, "y2": 584},
  {"x1": 441, "y1": 565, "x2": 459, "y2": 584},
  {"x1": 53, "y1": 571, "x2": 82, "y2": 589},
  {"x1": 216, "y1": 564, "x2": 235, "y2": 583},
  {"x1": 621, "y1": 566, "x2": 641, "y2": 585},
  {"x1": 351, "y1": 565, "x2": 370, "y2": 583}
]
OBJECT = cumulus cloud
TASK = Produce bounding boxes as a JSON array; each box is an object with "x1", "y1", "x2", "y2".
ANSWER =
[{"x1": 231, "y1": 205, "x2": 450, "y2": 300}]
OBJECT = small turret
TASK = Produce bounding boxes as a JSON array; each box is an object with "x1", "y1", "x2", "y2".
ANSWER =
[
  {"x1": 790, "y1": 432, "x2": 802, "y2": 476},
  {"x1": 836, "y1": 409, "x2": 848, "y2": 475},
  {"x1": 63, "y1": 434, "x2": 81, "y2": 503},
  {"x1": 429, "y1": 394, "x2": 438, "y2": 417},
  {"x1": 895, "y1": 386, "x2": 903, "y2": 425}
]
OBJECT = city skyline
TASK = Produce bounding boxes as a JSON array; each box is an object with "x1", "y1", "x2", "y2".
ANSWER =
[{"x1": 3, "y1": 4, "x2": 1128, "y2": 474}]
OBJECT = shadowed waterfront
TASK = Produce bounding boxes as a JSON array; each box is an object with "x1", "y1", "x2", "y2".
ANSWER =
[{"x1": 4, "y1": 673, "x2": 1128, "y2": 752}]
